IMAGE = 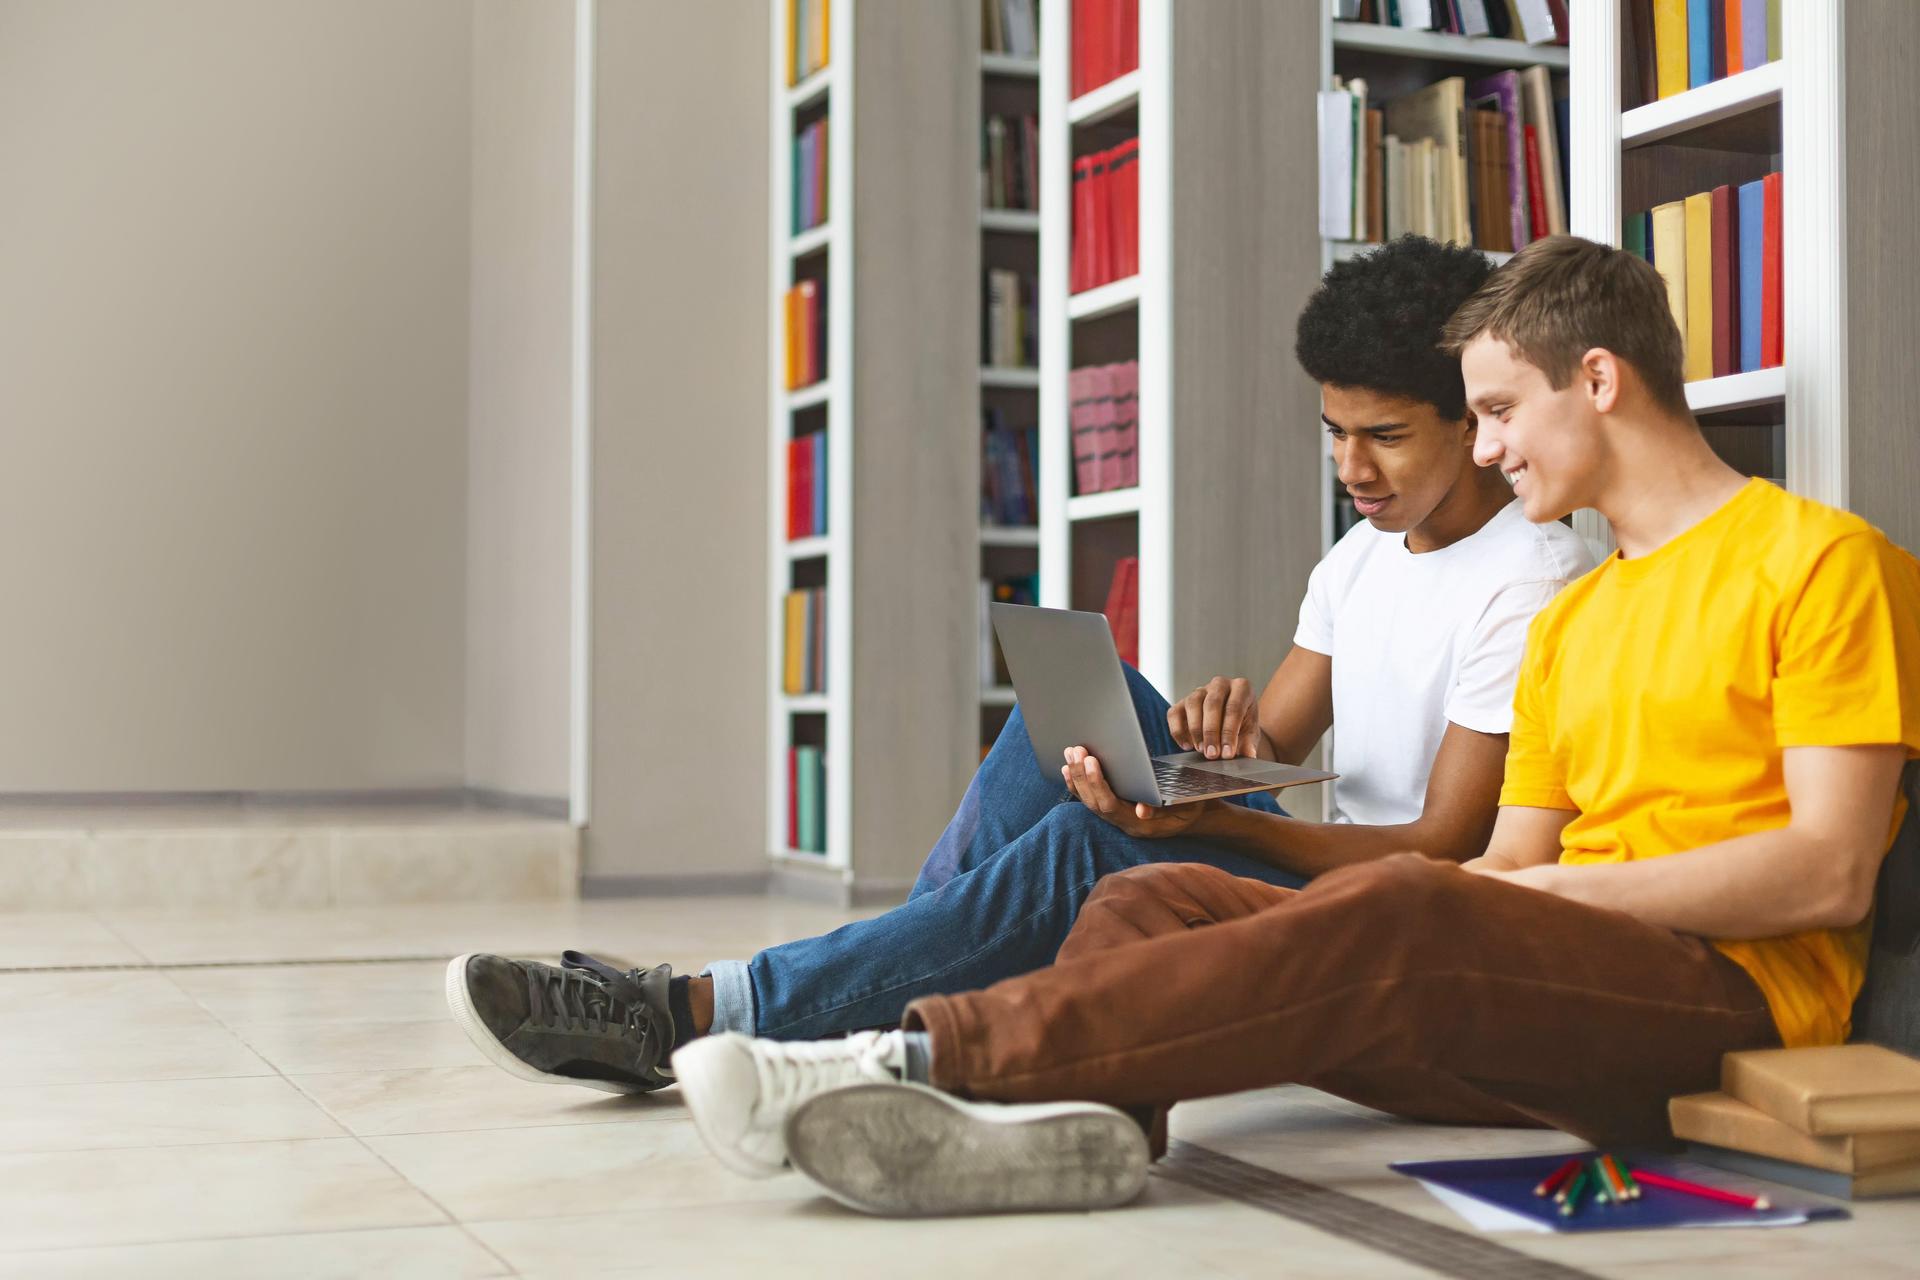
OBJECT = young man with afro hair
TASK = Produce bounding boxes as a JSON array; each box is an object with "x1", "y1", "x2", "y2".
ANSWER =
[{"x1": 448, "y1": 240, "x2": 1592, "y2": 1163}]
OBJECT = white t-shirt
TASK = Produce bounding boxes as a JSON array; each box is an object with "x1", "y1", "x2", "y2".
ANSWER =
[{"x1": 1294, "y1": 500, "x2": 1594, "y2": 826}]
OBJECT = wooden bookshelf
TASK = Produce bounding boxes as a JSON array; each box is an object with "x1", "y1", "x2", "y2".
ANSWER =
[
  {"x1": 767, "y1": 0, "x2": 979, "y2": 901},
  {"x1": 1039, "y1": 0, "x2": 1323, "y2": 706},
  {"x1": 1316, "y1": 19, "x2": 1572, "y2": 558},
  {"x1": 977, "y1": 25, "x2": 1041, "y2": 751},
  {"x1": 1567, "y1": 0, "x2": 1920, "y2": 554}
]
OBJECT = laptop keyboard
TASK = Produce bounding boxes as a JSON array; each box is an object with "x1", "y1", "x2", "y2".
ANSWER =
[{"x1": 1152, "y1": 759, "x2": 1237, "y2": 797}]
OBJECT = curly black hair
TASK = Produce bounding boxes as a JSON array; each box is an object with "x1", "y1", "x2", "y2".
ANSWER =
[{"x1": 1293, "y1": 236, "x2": 1493, "y2": 422}]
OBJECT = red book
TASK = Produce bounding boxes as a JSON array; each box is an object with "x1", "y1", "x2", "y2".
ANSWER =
[
  {"x1": 1761, "y1": 171, "x2": 1783, "y2": 367},
  {"x1": 1088, "y1": 147, "x2": 1114, "y2": 288},
  {"x1": 1122, "y1": 0, "x2": 1138, "y2": 77},
  {"x1": 1071, "y1": 154, "x2": 1096, "y2": 292},
  {"x1": 1113, "y1": 137, "x2": 1140, "y2": 279},
  {"x1": 1071, "y1": 0, "x2": 1089, "y2": 97},
  {"x1": 786, "y1": 439, "x2": 802, "y2": 539},
  {"x1": 1546, "y1": 0, "x2": 1570, "y2": 43},
  {"x1": 1725, "y1": 0, "x2": 1745, "y2": 74},
  {"x1": 1524, "y1": 126, "x2": 1548, "y2": 240},
  {"x1": 1103, "y1": 556, "x2": 1139, "y2": 669},
  {"x1": 1710, "y1": 184, "x2": 1734, "y2": 378}
]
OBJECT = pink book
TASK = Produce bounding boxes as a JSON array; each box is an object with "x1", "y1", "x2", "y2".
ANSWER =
[
  {"x1": 1090, "y1": 364, "x2": 1121, "y2": 491},
  {"x1": 1111, "y1": 361, "x2": 1139, "y2": 488},
  {"x1": 1069, "y1": 366, "x2": 1102, "y2": 494}
]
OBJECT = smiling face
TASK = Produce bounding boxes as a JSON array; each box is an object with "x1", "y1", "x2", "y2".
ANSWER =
[
  {"x1": 1460, "y1": 334, "x2": 1608, "y2": 523},
  {"x1": 1322, "y1": 384, "x2": 1481, "y2": 535}
]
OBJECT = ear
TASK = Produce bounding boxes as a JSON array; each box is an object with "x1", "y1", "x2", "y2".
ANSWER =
[{"x1": 1581, "y1": 348, "x2": 1622, "y2": 414}]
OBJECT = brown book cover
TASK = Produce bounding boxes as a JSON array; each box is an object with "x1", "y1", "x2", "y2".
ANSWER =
[
  {"x1": 1723, "y1": 1045, "x2": 1920, "y2": 1135},
  {"x1": 1365, "y1": 108, "x2": 1384, "y2": 244},
  {"x1": 1671, "y1": 1092, "x2": 1920, "y2": 1172},
  {"x1": 1710, "y1": 184, "x2": 1735, "y2": 377}
]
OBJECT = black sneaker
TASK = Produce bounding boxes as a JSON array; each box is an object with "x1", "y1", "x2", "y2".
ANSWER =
[{"x1": 445, "y1": 951, "x2": 676, "y2": 1094}]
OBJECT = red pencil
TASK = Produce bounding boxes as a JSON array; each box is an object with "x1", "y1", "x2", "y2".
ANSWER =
[
  {"x1": 1534, "y1": 1157, "x2": 1581, "y2": 1197},
  {"x1": 1629, "y1": 1168, "x2": 1770, "y2": 1211}
]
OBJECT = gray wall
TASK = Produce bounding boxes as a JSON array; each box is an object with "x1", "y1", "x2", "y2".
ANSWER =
[
  {"x1": 467, "y1": 0, "x2": 575, "y2": 801},
  {"x1": 586, "y1": 0, "x2": 770, "y2": 882},
  {"x1": 0, "y1": 0, "x2": 473, "y2": 792}
]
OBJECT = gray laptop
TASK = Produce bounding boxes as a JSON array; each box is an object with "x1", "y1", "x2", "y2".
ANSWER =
[{"x1": 990, "y1": 603, "x2": 1336, "y2": 807}]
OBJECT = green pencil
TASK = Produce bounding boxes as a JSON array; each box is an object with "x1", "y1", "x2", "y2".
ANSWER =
[
  {"x1": 1588, "y1": 1158, "x2": 1612, "y2": 1204},
  {"x1": 1559, "y1": 1166, "x2": 1591, "y2": 1217}
]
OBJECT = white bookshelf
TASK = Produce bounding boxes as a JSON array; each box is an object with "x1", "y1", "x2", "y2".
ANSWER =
[
  {"x1": 1316, "y1": 19, "x2": 1573, "y2": 557},
  {"x1": 767, "y1": 0, "x2": 980, "y2": 897},
  {"x1": 1040, "y1": 1, "x2": 1323, "y2": 700},
  {"x1": 1567, "y1": 1, "x2": 1920, "y2": 555}
]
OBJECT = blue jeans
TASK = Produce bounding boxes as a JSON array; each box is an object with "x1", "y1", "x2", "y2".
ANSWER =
[{"x1": 705, "y1": 665, "x2": 1308, "y2": 1039}]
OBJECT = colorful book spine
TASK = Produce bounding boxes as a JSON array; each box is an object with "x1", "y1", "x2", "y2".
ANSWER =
[
  {"x1": 1737, "y1": 178, "x2": 1764, "y2": 373},
  {"x1": 1650, "y1": 200, "x2": 1689, "y2": 350},
  {"x1": 1683, "y1": 191, "x2": 1714, "y2": 382},
  {"x1": 1761, "y1": 171, "x2": 1782, "y2": 367},
  {"x1": 1687, "y1": 0, "x2": 1712, "y2": 89},
  {"x1": 1653, "y1": 0, "x2": 1689, "y2": 99},
  {"x1": 1709, "y1": 184, "x2": 1734, "y2": 379}
]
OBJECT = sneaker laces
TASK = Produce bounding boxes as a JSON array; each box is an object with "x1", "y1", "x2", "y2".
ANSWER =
[
  {"x1": 746, "y1": 1031, "x2": 903, "y2": 1125},
  {"x1": 526, "y1": 960, "x2": 669, "y2": 1069}
]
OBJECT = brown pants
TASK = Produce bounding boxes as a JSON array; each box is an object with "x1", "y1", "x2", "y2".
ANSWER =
[{"x1": 903, "y1": 854, "x2": 1783, "y2": 1147}]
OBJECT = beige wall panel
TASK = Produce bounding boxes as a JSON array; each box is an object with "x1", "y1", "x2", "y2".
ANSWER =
[{"x1": 0, "y1": 0, "x2": 471, "y2": 791}]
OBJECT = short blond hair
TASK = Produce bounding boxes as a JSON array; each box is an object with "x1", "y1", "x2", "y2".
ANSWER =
[{"x1": 1440, "y1": 235, "x2": 1689, "y2": 415}]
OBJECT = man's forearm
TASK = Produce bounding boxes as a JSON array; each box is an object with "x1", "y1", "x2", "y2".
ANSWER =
[{"x1": 1190, "y1": 802, "x2": 1460, "y2": 878}]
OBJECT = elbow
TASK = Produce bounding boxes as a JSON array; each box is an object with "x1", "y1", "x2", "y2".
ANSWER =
[{"x1": 1808, "y1": 851, "x2": 1882, "y2": 931}]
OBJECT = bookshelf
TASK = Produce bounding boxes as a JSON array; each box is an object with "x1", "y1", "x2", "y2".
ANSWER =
[
  {"x1": 1317, "y1": 17, "x2": 1572, "y2": 555},
  {"x1": 1567, "y1": 0, "x2": 1920, "y2": 555},
  {"x1": 767, "y1": 0, "x2": 980, "y2": 901},
  {"x1": 1038, "y1": 1, "x2": 1324, "y2": 704},
  {"x1": 977, "y1": 11, "x2": 1042, "y2": 754}
]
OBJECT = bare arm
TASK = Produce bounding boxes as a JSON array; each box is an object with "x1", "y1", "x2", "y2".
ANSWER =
[
  {"x1": 1186, "y1": 721, "x2": 1508, "y2": 876},
  {"x1": 1167, "y1": 646, "x2": 1334, "y2": 765},
  {"x1": 1460, "y1": 804, "x2": 1575, "y2": 873},
  {"x1": 1480, "y1": 745, "x2": 1905, "y2": 937}
]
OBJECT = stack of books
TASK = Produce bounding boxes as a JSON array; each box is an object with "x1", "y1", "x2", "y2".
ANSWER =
[
  {"x1": 1069, "y1": 361, "x2": 1139, "y2": 496},
  {"x1": 1071, "y1": 140, "x2": 1138, "y2": 292},
  {"x1": 983, "y1": 114, "x2": 1039, "y2": 212},
  {"x1": 1320, "y1": 70, "x2": 1567, "y2": 251},
  {"x1": 982, "y1": 0, "x2": 1037, "y2": 58},
  {"x1": 982, "y1": 411, "x2": 1039, "y2": 528},
  {"x1": 786, "y1": 431, "x2": 828, "y2": 540},
  {"x1": 1103, "y1": 557, "x2": 1139, "y2": 670},
  {"x1": 1670, "y1": 1044, "x2": 1920, "y2": 1199},
  {"x1": 1070, "y1": 0, "x2": 1137, "y2": 97},
  {"x1": 1628, "y1": 0, "x2": 1778, "y2": 106},
  {"x1": 792, "y1": 118, "x2": 828, "y2": 235},
  {"x1": 978, "y1": 573, "x2": 1040, "y2": 687},
  {"x1": 983, "y1": 268, "x2": 1037, "y2": 369},
  {"x1": 784, "y1": 281, "x2": 826, "y2": 389},
  {"x1": 782, "y1": 588, "x2": 827, "y2": 695},
  {"x1": 786, "y1": 746, "x2": 826, "y2": 854},
  {"x1": 1333, "y1": 0, "x2": 1568, "y2": 44},
  {"x1": 1626, "y1": 173, "x2": 1782, "y2": 382},
  {"x1": 785, "y1": 0, "x2": 829, "y2": 85}
]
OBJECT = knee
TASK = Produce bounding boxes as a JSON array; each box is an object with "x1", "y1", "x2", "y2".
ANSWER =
[
  {"x1": 1082, "y1": 860, "x2": 1237, "y2": 912},
  {"x1": 1324, "y1": 852, "x2": 1463, "y2": 917}
]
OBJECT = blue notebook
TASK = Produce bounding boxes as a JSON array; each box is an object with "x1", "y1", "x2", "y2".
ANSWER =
[
  {"x1": 1392, "y1": 1150, "x2": 1851, "y2": 1233},
  {"x1": 1737, "y1": 179, "x2": 1765, "y2": 373}
]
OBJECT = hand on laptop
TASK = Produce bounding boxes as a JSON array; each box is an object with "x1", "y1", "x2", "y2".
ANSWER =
[
  {"x1": 1063, "y1": 746, "x2": 1209, "y2": 838},
  {"x1": 1168, "y1": 677, "x2": 1268, "y2": 761}
]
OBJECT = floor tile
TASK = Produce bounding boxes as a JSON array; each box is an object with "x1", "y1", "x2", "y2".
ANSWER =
[
  {"x1": 290, "y1": 1064, "x2": 679, "y2": 1137},
  {"x1": 234, "y1": 1018, "x2": 491, "y2": 1074},
  {"x1": 167, "y1": 960, "x2": 460, "y2": 1025},
  {"x1": 0, "y1": 971, "x2": 274, "y2": 1085},
  {"x1": 0, "y1": 912, "x2": 144, "y2": 969},
  {"x1": 369, "y1": 1119, "x2": 809, "y2": 1221},
  {"x1": 0, "y1": 1226, "x2": 510, "y2": 1280},
  {"x1": 0, "y1": 1075, "x2": 345, "y2": 1152},
  {"x1": 0, "y1": 1138, "x2": 447, "y2": 1252}
]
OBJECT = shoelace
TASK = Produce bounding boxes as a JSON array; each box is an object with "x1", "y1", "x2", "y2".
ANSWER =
[
  {"x1": 526, "y1": 962, "x2": 665, "y2": 1065},
  {"x1": 747, "y1": 1032, "x2": 896, "y2": 1124}
]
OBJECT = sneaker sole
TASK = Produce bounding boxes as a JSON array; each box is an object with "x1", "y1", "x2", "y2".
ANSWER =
[
  {"x1": 785, "y1": 1083, "x2": 1149, "y2": 1217},
  {"x1": 672, "y1": 1035, "x2": 789, "y2": 1181},
  {"x1": 442, "y1": 954, "x2": 664, "y2": 1096}
]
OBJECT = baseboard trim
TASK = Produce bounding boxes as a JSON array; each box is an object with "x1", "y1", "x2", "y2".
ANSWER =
[
  {"x1": 581, "y1": 871, "x2": 772, "y2": 899},
  {"x1": 0, "y1": 787, "x2": 571, "y2": 820}
]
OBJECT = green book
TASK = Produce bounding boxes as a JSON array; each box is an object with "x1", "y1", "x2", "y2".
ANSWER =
[
  {"x1": 1623, "y1": 211, "x2": 1647, "y2": 260},
  {"x1": 1767, "y1": 0, "x2": 1780, "y2": 62},
  {"x1": 796, "y1": 746, "x2": 823, "y2": 853}
]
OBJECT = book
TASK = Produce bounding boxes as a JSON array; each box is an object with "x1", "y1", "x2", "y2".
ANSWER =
[
  {"x1": 1383, "y1": 134, "x2": 1407, "y2": 240},
  {"x1": 1468, "y1": 71, "x2": 1528, "y2": 251},
  {"x1": 1650, "y1": 201, "x2": 1688, "y2": 350},
  {"x1": 1723, "y1": 1045, "x2": 1920, "y2": 1136},
  {"x1": 1069, "y1": 366, "x2": 1101, "y2": 494},
  {"x1": 1767, "y1": 0, "x2": 1780, "y2": 61},
  {"x1": 1089, "y1": 364, "x2": 1120, "y2": 491},
  {"x1": 1687, "y1": 0, "x2": 1712, "y2": 89},
  {"x1": 1383, "y1": 78, "x2": 1468, "y2": 247},
  {"x1": 1709, "y1": 184, "x2": 1734, "y2": 379},
  {"x1": 1109, "y1": 362, "x2": 1139, "y2": 489},
  {"x1": 1684, "y1": 1142, "x2": 1920, "y2": 1201},
  {"x1": 1683, "y1": 191, "x2": 1713, "y2": 382},
  {"x1": 1708, "y1": 0, "x2": 1726, "y2": 81},
  {"x1": 795, "y1": 745, "x2": 822, "y2": 853},
  {"x1": 1364, "y1": 109, "x2": 1385, "y2": 243},
  {"x1": 1761, "y1": 170, "x2": 1782, "y2": 367},
  {"x1": 1348, "y1": 80, "x2": 1368, "y2": 243},
  {"x1": 1319, "y1": 90, "x2": 1356, "y2": 241},
  {"x1": 1743, "y1": 0, "x2": 1768, "y2": 70},
  {"x1": 1111, "y1": 137, "x2": 1140, "y2": 279},
  {"x1": 1725, "y1": 0, "x2": 1743, "y2": 75},
  {"x1": 1737, "y1": 177, "x2": 1764, "y2": 372},
  {"x1": 1103, "y1": 557, "x2": 1139, "y2": 669},
  {"x1": 1671, "y1": 1091, "x2": 1920, "y2": 1174},
  {"x1": 1653, "y1": 0, "x2": 1689, "y2": 99},
  {"x1": 1071, "y1": 153, "x2": 1096, "y2": 292},
  {"x1": 1518, "y1": 67, "x2": 1565, "y2": 235},
  {"x1": 1627, "y1": 0, "x2": 1658, "y2": 108}
]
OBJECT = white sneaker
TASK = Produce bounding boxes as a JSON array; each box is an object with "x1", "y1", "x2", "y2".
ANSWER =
[
  {"x1": 785, "y1": 1081, "x2": 1150, "y2": 1216},
  {"x1": 674, "y1": 1030, "x2": 909, "y2": 1179}
]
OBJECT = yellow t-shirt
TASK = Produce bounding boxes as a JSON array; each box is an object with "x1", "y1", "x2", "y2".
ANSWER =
[{"x1": 1501, "y1": 479, "x2": 1920, "y2": 1048}]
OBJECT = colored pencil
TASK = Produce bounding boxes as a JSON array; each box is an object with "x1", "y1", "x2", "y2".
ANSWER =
[
  {"x1": 1604, "y1": 1154, "x2": 1638, "y2": 1200},
  {"x1": 1630, "y1": 1167, "x2": 1770, "y2": 1210},
  {"x1": 1559, "y1": 1166, "x2": 1591, "y2": 1216},
  {"x1": 1534, "y1": 1157, "x2": 1581, "y2": 1197},
  {"x1": 1588, "y1": 1159, "x2": 1612, "y2": 1204}
]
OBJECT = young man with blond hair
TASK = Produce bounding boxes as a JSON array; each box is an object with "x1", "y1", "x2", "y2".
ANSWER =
[{"x1": 673, "y1": 235, "x2": 1920, "y2": 1218}]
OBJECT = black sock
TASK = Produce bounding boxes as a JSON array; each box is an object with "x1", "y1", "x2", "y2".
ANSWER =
[{"x1": 666, "y1": 975, "x2": 699, "y2": 1054}]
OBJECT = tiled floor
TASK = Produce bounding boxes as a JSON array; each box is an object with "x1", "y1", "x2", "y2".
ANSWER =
[{"x1": 1, "y1": 897, "x2": 1915, "y2": 1278}]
